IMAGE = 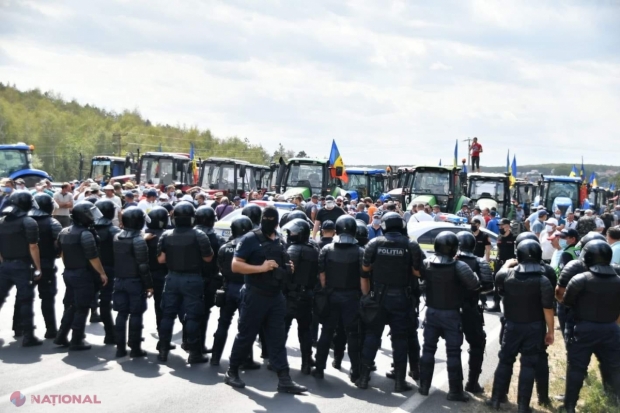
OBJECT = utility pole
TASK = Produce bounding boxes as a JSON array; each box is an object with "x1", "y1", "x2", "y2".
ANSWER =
[
  {"x1": 113, "y1": 132, "x2": 121, "y2": 156},
  {"x1": 462, "y1": 137, "x2": 472, "y2": 171}
]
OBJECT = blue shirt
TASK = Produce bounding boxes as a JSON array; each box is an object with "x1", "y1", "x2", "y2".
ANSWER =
[
  {"x1": 367, "y1": 225, "x2": 383, "y2": 240},
  {"x1": 487, "y1": 218, "x2": 500, "y2": 235},
  {"x1": 611, "y1": 241, "x2": 620, "y2": 265},
  {"x1": 531, "y1": 220, "x2": 545, "y2": 235},
  {"x1": 355, "y1": 211, "x2": 370, "y2": 225}
]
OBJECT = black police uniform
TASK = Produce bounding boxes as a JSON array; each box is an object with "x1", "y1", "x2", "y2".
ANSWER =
[
  {"x1": 0, "y1": 192, "x2": 41, "y2": 346},
  {"x1": 283, "y1": 219, "x2": 320, "y2": 375},
  {"x1": 314, "y1": 221, "x2": 364, "y2": 381},
  {"x1": 93, "y1": 202, "x2": 121, "y2": 344},
  {"x1": 358, "y1": 215, "x2": 424, "y2": 392},
  {"x1": 561, "y1": 242, "x2": 620, "y2": 412},
  {"x1": 144, "y1": 207, "x2": 170, "y2": 331},
  {"x1": 194, "y1": 207, "x2": 226, "y2": 353},
  {"x1": 156, "y1": 208, "x2": 213, "y2": 363},
  {"x1": 30, "y1": 195, "x2": 63, "y2": 338},
  {"x1": 490, "y1": 230, "x2": 517, "y2": 311},
  {"x1": 56, "y1": 204, "x2": 102, "y2": 350},
  {"x1": 489, "y1": 241, "x2": 554, "y2": 412},
  {"x1": 456, "y1": 248, "x2": 493, "y2": 394},
  {"x1": 419, "y1": 233, "x2": 479, "y2": 401},
  {"x1": 113, "y1": 207, "x2": 153, "y2": 358},
  {"x1": 225, "y1": 207, "x2": 307, "y2": 394}
]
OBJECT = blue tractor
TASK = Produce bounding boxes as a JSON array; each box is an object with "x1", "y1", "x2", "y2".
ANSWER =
[
  {"x1": 0, "y1": 143, "x2": 53, "y2": 187},
  {"x1": 339, "y1": 167, "x2": 386, "y2": 201},
  {"x1": 534, "y1": 175, "x2": 581, "y2": 215}
]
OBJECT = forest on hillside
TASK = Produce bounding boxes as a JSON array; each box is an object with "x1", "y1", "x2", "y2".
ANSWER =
[{"x1": 0, "y1": 84, "x2": 302, "y2": 181}]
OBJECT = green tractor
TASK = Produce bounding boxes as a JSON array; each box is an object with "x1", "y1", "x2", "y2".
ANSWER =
[
  {"x1": 406, "y1": 165, "x2": 468, "y2": 213},
  {"x1": 275, "y1": 157, "x2": 345, "y2": 199}
]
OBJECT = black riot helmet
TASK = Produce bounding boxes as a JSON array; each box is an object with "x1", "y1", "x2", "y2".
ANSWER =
[
  {"x1": 173, "y1": 202, "x2": 196, "y2": 228},
  {"x1": 95, "y1": 199, "x2": 116, "y2": 220},
  {"x1": 335, "y1": 215, "x2": 358, "y2": 244},
  {"x1": 230, "y1": 215, "x2": 253, "y2": 239},
  {"x1": 6, "y1": 190, "x2": 34, "y2": 216},
  {"x1": 71, "y1": 202, "x2": 103, "y2": 228},
  {"x1": 582, "y1": 240, "x2": 612, "y2": 270},
  {"x1": 195, "y1": 206, "x2": 216, "y2": 227},
  {"x1": 279, "y1": 212, "x2": 290, "y2": 229},
  {"x1": 381, "y1": 212, "x2": 405, "y2": 233},
  {"x1": 434, "y1": 231, "x2": 459, "y2": 258},
  {"x1": 578, "y1": 232, "x2": 606, "y2": 249},
  {"x1": 516, "y1": 239, "x2": 542, "y2": 264},
  {"x1": 355, "y1": 219, "x2": 369, "y2": 246},
  {"x1": 147, "y1": 206, "x2": 170, "y2": 230},
  {"x1": 242, "y1": 204, "x2": 262, "y2": 228},
  {"x1": 287, "y1": 210, "x2": 309, "y2": 223},
  {"x1": 515, "y1": 232, "x2": 539, "y2": 247},
  {"x1": 457, "y1": 231, "x2": 476, "y2": 254},
  {"x1": 33, "y1": 193, "x2": 54, "y2": 216},
  {"x1": 283, "y1": 218, "x2": 311, "y2": 244},
  {"x1": 122, "y1": 206, "x2": 146, "y2": 231}
]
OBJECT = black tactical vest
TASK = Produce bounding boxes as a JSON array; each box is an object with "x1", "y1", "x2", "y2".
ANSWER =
[
  {"x1": 325, "y1": 244, "x2": 361, "y2": 290},
  {"x1": 34, "y1": 216, "x2": 56, "y2": 263},
  {"x1": 573, "y1": 272, "x2": 620, "y2": 323},
  {"x1": 95, "y1": 224, "x2": 115, "y2": 267},
  {"x1": 114, "y1": 236, "x2": 138, "y2": 278},
  {"x1": 220, "y1": 240, "x2": 244, "y2": 284},
  {"x1": 201, "y1": 227, "x2": 221, "y2": 278},
  {"x1": 60, "y1": 227, "x2": 89, "y2": 270},
  {"x1": 249, "y1": 229, "x2": 287, "y2": 289},
  {"x1": 424, "y1": 261, "x2": 461, "y2": 310},
  {"x1": 503, "y1": 270, "x2": 545, "y2": 323},
  {"x1": 0, "y1": 216, "x2": 30, "y2": 261},
  {"x1": 372, "y1": 236, "x2": 410, "y2": 287},
  {"x1": 290, "y1": 243, "x2": 319, "y2": 289},
  {"x1": 165, "y1": 228, "x2": 202, "y2": 273},
  {"x1": 457, "y1": 255, "x2": 481, "y2": 303},
  {"x1": 145, "y1": 229, "x2": 166, "y2": 272}
]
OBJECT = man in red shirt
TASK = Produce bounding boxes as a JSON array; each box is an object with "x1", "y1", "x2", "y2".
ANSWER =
[{"x1": 470, "y1": 137, "x2": 483, "y2": 172}]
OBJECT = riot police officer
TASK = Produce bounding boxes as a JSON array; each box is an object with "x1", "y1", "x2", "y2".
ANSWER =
[
  {"x1": 242, "y1": 203, "x2": 261, "y2": 229},
  {"x1": 210, "y1": 215, "x2": 256, "y2": 367},
  {"x1": 456, "y1": 231, "x2": 493, "y2": 394},
  {"x1": 319, "y1": 220, "x2": 336, "y2": 248},
  {"x1": 488, "y1": 218, "x2": 516, "y2": 312},
  {"x1": 357, "y1": 212, "x2": 424, "y2": 392},
  {"x1": 418, "y1": 231, "x2": 479, "y2": 401},
  {"x1": 113, "y1": 206, "x2": 154, "y2": 358},
  {"x1": 561, "y1": 240, "x2": 620, "y2": 413},
  {"x1": 192, "y1": 206, "x2": 225, "y2": 354},
  {"x1": 283, "y1": 218, "x2": 319, "y2": 375},
  {"x1": 312, "y1": 215, "x2": 363, "y2": 382},
  {"x1": 355, "y1": 219, "x2": 369, "y2": 247},
  {"x1": 93, "y1": 199, "x2": 121, "y2": 344},
  {"x1": 55, "y1": 202, "x2": 108, "y2": 350},
  {"x1": 488, "y1": 240, "x2": 554, "y2": 412},
  {"x1": 156, "y1": 202, "x2": 214, "y2": 364},
  {"x1": 224, "y1": 206, "x2": 307, "y2": 394},
  {"x1": 31, "y1": 193, "x2": 63, "y2": 339},
  {"x1": 0, "y1": 191, "x2": 43, "y2": 346}
]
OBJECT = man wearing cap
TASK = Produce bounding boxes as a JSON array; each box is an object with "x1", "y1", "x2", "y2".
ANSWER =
[
  {"x1": 123, "y1": 191, "x2": 138, "y2": 209},
  {"x1": 313, "y1": 195, "x2": 345, "y2": 239},
  {"x1": 14, "y1": 178, "x2": 26, "y2": 191},
  {"x1": 210, "y1": 192, "x2": 223, "y2": 209},
  {"x1": 531, "y1": 210, "x2": 547, "y2": 237},
  {"x1": 138, "y1": 190, "x2": 158, "y2": 216},
  {"x1": 367, "y1": 212, "x2": 383, "y2": 240},
  {"x1": 89, "y1": 183, "x2": 101, "y2": 200},
  {"x1": 158, "y1": 192, "x2": 169, "y2": 205},
  {"x1": 555, "y1": 229, "x2": 580, "y2": 275},
  {"x1": 541, "y1": 217, "x2": 558, "y2": 262},
  {"x1": 103, "y1": 184, "x2": 122, "y2": 226},
  {"x1": 457, "y1": 204, "x2": 471, "y2": 221},
  {"x1": 53, "y1": 182, "x2": 73, "y2": 228},
  {"x1": 487, "y1": 211, "x2": 500, "y2": 235},
  {"x1": 318, "y1": 221, "x2": 336, "y2": 248}
]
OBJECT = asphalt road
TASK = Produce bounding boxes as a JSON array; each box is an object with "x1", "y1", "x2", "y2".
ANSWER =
[{"x1": 0, "y1": 261, "x2": 503, "y2": 413}]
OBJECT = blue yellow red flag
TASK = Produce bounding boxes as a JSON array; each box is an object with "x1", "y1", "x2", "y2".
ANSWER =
[{"x1": 329, "y1": 140, "x2": 348, "y2": 183}]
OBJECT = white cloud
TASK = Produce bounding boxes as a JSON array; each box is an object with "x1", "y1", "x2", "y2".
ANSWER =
[{"x1": 0, "y1": 0, "x2": 618, "y2": 166}]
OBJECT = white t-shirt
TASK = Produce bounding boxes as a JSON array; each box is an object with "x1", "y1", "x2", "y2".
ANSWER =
[
  {"x1": 540, "y1": 230, "x2": 556, "y2": 261},
  {"x1": 410, "y1": 211, "x2": 433, "y2": 223},
  {"x1": 471, "y1": 215, "x2": 486, "y2": 228}
]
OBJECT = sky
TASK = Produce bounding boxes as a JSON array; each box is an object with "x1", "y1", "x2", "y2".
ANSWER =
[{"x1": 0, "y1": 0, "x2": 619, "y2": 166}]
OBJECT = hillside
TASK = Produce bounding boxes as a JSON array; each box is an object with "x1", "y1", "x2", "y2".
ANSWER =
[{"x1": 0, "y1": 84, "x2": 298, "y2": 181}]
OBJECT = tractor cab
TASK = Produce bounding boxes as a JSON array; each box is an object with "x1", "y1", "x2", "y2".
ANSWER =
[
  {"x1": 275, "y1": 157, "x2": 342, "y2": 200},
  {"x1": 339, "y1": 167, "x2": 385, "y2": 201},
  {"x1": 408, "y1": 165, "x2": 467, "y2": 213},
  {"x1": 467, "y1": 173, "x2": 511, "y2": 217},
  {"x1": 0, "y1": 143, "x2": 52, "y2": 188},
  {"x1": 89, "y1": 155, "x2": 134, "y2": 183},
  {"x1": 535, "y1": 175, "x2": 581, "y2": 216},
  {"x1": 199, "y1": 157, "x2": 256, "y2": 198},
  {"x1": 137, "y1": 152, "x2": 194, "y2": 191},
  {"x1": 586, "y1": 186, "x2": 610, "y2": 215},
  {"x1": 386, "y1": 166, "x2": 415, "y2": 204}
]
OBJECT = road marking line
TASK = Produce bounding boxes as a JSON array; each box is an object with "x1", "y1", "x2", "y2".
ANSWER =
[{"x1": 391, "y1": 322, "x2": 503, "y2": 413}]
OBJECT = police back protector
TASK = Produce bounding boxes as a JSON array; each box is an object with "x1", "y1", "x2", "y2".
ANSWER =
[
  {"x1": 0, "y1": 215, "x2": 30, "y2": 261},
  {"x1": 324, "y1": 244, "x2": 361, "y2": 290},
  {"x1": 59, "y1": 226, "x2": 90, "y2": 270},
  {"x1": 503, "y1": 268, "x2": 545, "y2": 323},
  {"x1": 372, "y1": 235, "x2": 411, "y2": 288},
  {"x1": 165, "y1": 228, "x2": 202, "y2": 273}
]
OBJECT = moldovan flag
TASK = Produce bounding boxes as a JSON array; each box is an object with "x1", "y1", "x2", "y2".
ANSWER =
[
  {"x1": 329, "y1": 140, "x2": 348, "y2": 183},
  {"x1": 569, "y1": 165, "x2": 578, "y2": 177}
]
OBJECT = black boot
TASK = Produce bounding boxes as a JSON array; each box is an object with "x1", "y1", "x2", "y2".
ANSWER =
[
  {"x1": 301, "y1": 352, "x2": 312, "y2": 375},
  {"x1": 447, "y1": 379, "x2": 470, "y2": 402},
  {"x1": 418, "y1": 361, "x2": 434, "y2": 396},
  {"x1": 394, "y1": 365, "x2": 413, "y2": 392},
  {"x1": 332, "y1": 356, "x2": 343, "y2": 370},
  {"x1": 355, "y1": 362, "x2": 372, "y2": 390},
  {"x1": 240, "y1": 348, "x2": 261, "y2": 370},
  {"x1": 157, "y1": 341, "x2": 170, "y2": 362},
  {"x1": 14, "y1": 329, "x2": 23, "y2": 337},
  {"x1": 89, "y1": 308, "x2": 101, "y2": 323},
  {"x1": 465, "y1": 352, "x2": 484, "y2": 394},
  {"x1": 104, "y1": 328, "x2": 116, "y2": 345},
  {"x1": 156, "y1": 340, "x2": 176, "y2": 351},
  {"x1": 386, "y1": 362, "x2": 396, "y2": 380},
  {"x1": 486, "y1": 293, "x2": 501, "y2": 313},
  {"x1": 69, "y1": 330, "x2": 91, "y2": 351},
  {"x1": 311, "y1": 367, "x2": 324, "y2": 379},
  {"x1": 129, "y1": 343, "x2": 147, "y2": 358},
  {"x1": 188, "y1": 344, "x2": 209, "y2": 364},
  {"x1": 225, "y1": 366, "x2": 245, "y2": 388},
  {"x1": 44, "y1": 328, "x2": 58, "y2": 339},
  {"x1": 22, "y1": 329, "x2": 43, "y2": 347},
  {"x1": 409, "y1": 361, "x2": 420, "y2": 381},
  {"x1": 277, "y1": 369, "x2": 308, "y2": 394},
  {"x1": 517, "y1": 396, "x2": 532, "y2": 413},
  {"x1": 563, "y1": 404, "x2": 576, "y2": 413},
  {"x1": 53, "y1": 327, "x2": 70, "y2": 347}
]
